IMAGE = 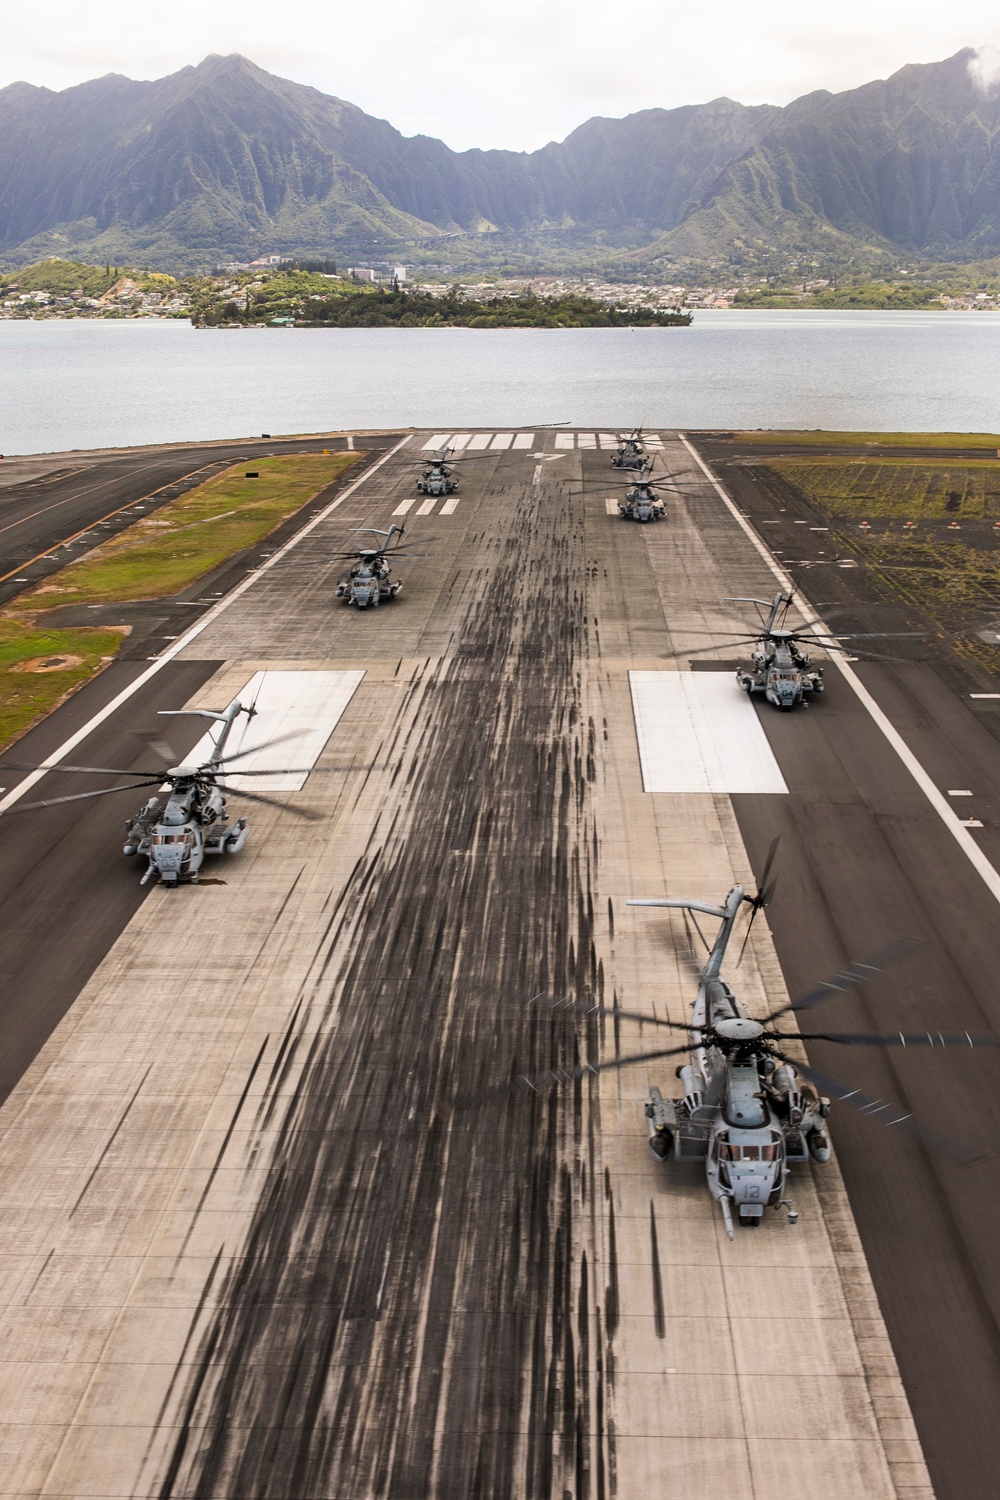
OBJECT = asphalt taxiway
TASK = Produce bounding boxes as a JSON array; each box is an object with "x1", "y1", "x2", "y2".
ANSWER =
[{"x1": 1, "y1": 426, "x2": 991, "y2": 1496}]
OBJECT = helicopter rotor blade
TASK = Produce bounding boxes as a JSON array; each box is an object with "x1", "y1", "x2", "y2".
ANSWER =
[
  {"x1": 0, "y1": 761, "x2": 167, "y2": 779},
  {"x1": 776, "y1": 1052, "x2": 988, "y2": 1166},
  {"x1": 762, "y1": 938, "x2": 922, "y2": 1024},
  {"x1": 792, "y1": 1029, "x2": 1000, "y2": 1048},
  {"x1": 517, "y1": 1042, "x2": 694, "y2": 1090},
  {"x1": 529, "y1": 994, "x2": 704, "y2": 1034},
  {"x1": 224, "y1": 785, "x2": 322, "y2": 820},
  {"x1": 736, "y1": 836, "x2": 780, "y2": 966},
  {"x1": 0, "y1": 780, "x2": 162, "y2": 815}
]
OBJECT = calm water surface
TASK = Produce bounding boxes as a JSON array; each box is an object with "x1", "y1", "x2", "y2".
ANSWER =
[{"x1": 2, "y1": 310, "x2": 999, "y2": 455}]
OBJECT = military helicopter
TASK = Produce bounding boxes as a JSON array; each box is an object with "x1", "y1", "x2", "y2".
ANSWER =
[
  {"x1": 684, "y1": 592, "x2": 923, "y2": 710},
  {"x1": 414, "y1": 447, "x2": 494, "y2": 497},
  {"x1": 416, "y1": 449, "x2": 459, "y2": 497},
  {"x1": 530, "y1": 848, "x2": 996, "y2": 1237},
  {"x1": 0, "y1": 700, "x2": 323, "y2": 886},
  {"x1": 614, "y1": 468, "x2": 689, "y2": 523},
  {"x1": 335, "y1": 525, "x2": 412, "y2": 609},
  {"x1": 611, "y1": 428, "x2": 648, "y2": 470}
]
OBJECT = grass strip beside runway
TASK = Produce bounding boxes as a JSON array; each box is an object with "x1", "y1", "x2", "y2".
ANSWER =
[
  {"x1": 761, "y1": 454, "x2": 1000, "y2": 673},
  {"x1": 0, "y1": 451, "x2": 360, "y2": 749},
  {"x1": 13, "y1": 452, "x2": 360, "y2": 611},
  {"x1": 738, "y1": 430, "x2": 1000, "y2": 448},
  {"x1": 0, "y1": 620, "x2": 125, "y2": 750}
]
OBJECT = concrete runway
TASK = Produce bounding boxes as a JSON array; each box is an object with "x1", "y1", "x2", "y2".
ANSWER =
[
  {"x1": 0, "y1": 432, "x2": 399, "y2": 610},
  {"x1": 0, "y1": 428, "x2": 980, "y2": 1497}
]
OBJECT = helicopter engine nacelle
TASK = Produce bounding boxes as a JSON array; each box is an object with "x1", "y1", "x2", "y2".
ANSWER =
[
  {"x1": 678, "y1": 1065, "x2": 707, "y2": 1117},
  {"x1": 770, "y1": 1064, "x2": 805, "y2": 1124}
]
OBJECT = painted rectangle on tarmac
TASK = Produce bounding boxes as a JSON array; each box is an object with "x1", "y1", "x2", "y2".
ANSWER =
[
  {"x1": 629, "y1": 671, "x2": 787, "y2": 794},
  {"x1": 186, "y1": 670, "x2": 365, "y2": 791}
]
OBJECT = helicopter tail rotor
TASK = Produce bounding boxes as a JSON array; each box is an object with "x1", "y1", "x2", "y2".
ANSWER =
[{"x1": 737, "y1": 836, "x2": 780, "y2": 966}]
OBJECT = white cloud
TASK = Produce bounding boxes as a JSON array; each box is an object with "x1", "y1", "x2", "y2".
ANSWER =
[
  {"x1": 968, "y1": 43, "x2": 1000, "y2": 90},
  {"x1": 2, "y1": 1, "x2": 1000, "y2": 151}
]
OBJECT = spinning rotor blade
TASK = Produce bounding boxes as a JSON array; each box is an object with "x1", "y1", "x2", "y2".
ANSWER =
[
  {"x1": 736, "y1": 837, "x2": 780, "y2": 966},
  {"x1": 214, "y1": 766, "x2": 337, "y2": 778},
  {"x1": 778, "y1": 1053, "x2": 987, "y2": 1167},
  {"x1": 225, "y1": 785, "x2": 322, "y2": 820},
  {"x1": 518, "y1": 1042, "x2": 693, "y2": 1089},
  {"x1": 763, "y1": 938, "x2": 922, "y2": 1024},
  {"x1": 793, "y1": 1029, "x2": 1000, "y2": 1048},
  {"x1": 530, "y1": 994, "x2": 703, "y2": 1034},
  {"x1": 0, "y1": 780, "x2": 162, "y2": 815},
  {"x1": 0, "y1": 760, "x2": 167, "y2": 779}
]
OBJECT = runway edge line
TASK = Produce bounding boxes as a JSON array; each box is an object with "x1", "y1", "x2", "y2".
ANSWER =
[
  {"x1": 679, "y1": 431, "x2": 1000, "y2": 908},
  {"x1": 0, "y1": 434, "x2": 412, "y2": 814}
]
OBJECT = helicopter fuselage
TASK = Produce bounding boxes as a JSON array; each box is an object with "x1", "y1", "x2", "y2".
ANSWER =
[
  {"x1": 417, "y1": 468, "x2": 457, "y2": 496},
  {"x1": 124, "y1": 771, "x2": 248, "y2": 886},
  {"x1": 618, "y1": 483, "x2": 665, "y2": 522},
  {"x1": 737, "y1": 637, "x2": 824, "y2": 710},
  {"x1": 612, "y1": 443, "x2": 646, "y2": 470},
  {"x1": 336, "y1": 557, "x2": 402, "y2": 608}
]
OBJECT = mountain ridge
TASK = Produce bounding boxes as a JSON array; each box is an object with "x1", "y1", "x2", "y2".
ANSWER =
[{"x1": 1, "y1": 50, "x2": 998, "y2": 273}]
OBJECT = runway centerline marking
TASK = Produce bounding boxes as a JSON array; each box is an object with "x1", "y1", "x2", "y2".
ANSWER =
[
  {"x1": 0, "y1": 436, "x2": 410, "y2": 815},
  {"x1": 680, "y1": 431, "x2": 1000, "y2": 908}
]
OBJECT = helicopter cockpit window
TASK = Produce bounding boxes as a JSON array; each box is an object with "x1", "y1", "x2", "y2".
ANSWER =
[
  {"x1": 152, "y1": 833, "x2": 192, "y2": 845},
  {"x1": 717, "y1": 1138, "x2": 782, "y2": 1162}
]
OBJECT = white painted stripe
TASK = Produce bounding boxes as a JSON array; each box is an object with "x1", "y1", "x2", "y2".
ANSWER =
[
  {"x1": 605, "y1": 498, "x2": 620, "y2": 515},
  {"x1": 423, "y1": 434, "x2": 452, "y2": 450},
  {"x1": 417, "y1": 497, "x2": 437, "y2": 515},
  {"x1": 577, "y1": 433, "x2": 596, "y2": 448},
  {"x1": 646, "y1": 435, "x2": 664, "y2": 447},
  {"x1": 466, "y1": 433, "x2": 492, "y2": 449},
  {"x1": 440, "y1": 496, "x2": 460, "y2": 515},
  {"x1": 188, "y1": 671, "x2": 364, "y2": 791},
  {"x1": 555, "y1": 432, "x2": 575, "y2": 448},
  {"x1": 679, "y1": 433, "x2": 1000, "y2": 906},
  {"x1": 0, "y1": 436, "x2": 411, "y2": 816},
  {"x1": 599, "y1": 433, "x2": 618, "y2": 448},
  {"x1": 449, "y1": 433, "x2": 472, "y2": 449},
  {"x1": 393, "y1": 497, "x2": 418, "y2": 516},
  {"x1": 512, "y1": 433, "x2": 535, "y2": 448},
  {"x1": 490, "y1": 433, "x2": 513, "y2": 449},
  {"x1": 629, "y1": 672, "x2": 788, "y2": 794}
]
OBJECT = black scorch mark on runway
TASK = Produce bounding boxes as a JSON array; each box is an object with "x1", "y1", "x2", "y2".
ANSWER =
[{"x1": 158, "y1": 477, "x2": 610, "y2": 1497}]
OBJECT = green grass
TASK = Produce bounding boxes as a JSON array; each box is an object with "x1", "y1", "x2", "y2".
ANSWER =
[
  {"x1": 0, "y1": 450, "x2": 360, "y2": 749},
  {"x1": 0, "y1": 621, "x2": 126, "y2": 750},
  {"x1": 766, "y1": 459, "x2": 1000, "y2": 520},
  {"x1": 759, "y1": 456, "x2": 1000, "y2": 675},
  {"x1": 17, "y1": 452, "x2": 359, "y2": 611},
  {"x1": 737, "y1": 430, "x2": 1000, "y2": 448}
]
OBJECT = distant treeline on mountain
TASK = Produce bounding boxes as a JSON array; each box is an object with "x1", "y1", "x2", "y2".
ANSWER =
[{"x1": 1, "y1": 50, "x2": 999, "y2": 273}]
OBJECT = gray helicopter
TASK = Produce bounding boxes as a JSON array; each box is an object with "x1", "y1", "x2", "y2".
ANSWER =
[
  {"x1": 0, "y1": 699, "x2": 322, "y2": 886},
  {"x1": 335, "y1": 525, "x2": 409, "y2": 608},
  {"x1": 532, "y1": 846, "x2": 996, "y2": 1237},
  {"x1": 608, "y1": 464, "x2": 688, "y2": 523},
  {"x1": 685, "y1": 592, "x2": 922, "y2": 710},
  {"x1": 416, "y1": 449, "x2": 459, "y2": 497},
  {"x1": 611, "y1": 428, "x2": 647, "y2": 471}
]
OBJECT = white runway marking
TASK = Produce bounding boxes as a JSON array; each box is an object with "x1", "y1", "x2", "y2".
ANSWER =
[
  {"x1": 417, "y1": 497, "x2": 437, "y2": 515},
  {"x1": 392, "y1": 497, "x2": 418, "y2": 516},
  {"x1": 555, "y1": 432, "x2": 575, "y2": 448},
  {"x1": 490, "y1": 433, "x2": 513, "y2": 449},
  {"x1": 604, "y1": 498, "x2": 620, "y2": 515},
  {"x1": 512, "y1": 433, "x2": 535, "y2": 448},
  {"x1": 449, "y1": 433, "x2": 472, "y2": 448},
  {"x1": 599, "y1": 433, "x2": 618, "y2": 447},
  {"x1": 440, "y1": 495, "x2": 460, "y2": 514},
  {"x1": 466, "y1": 433, "x2": 492, "y2": 449},
  {"x1": 577, "y1": 432, "x2": 596, "y2": 448},
  {"x1": 188, "y1": 670, "x2": 365, "y2": 791},
  {"x1": 629, "y1": 671, "x2": 788, "y2": 794},
  {"x1": 422, "y1": 434, "x2": 452, "y2": 450}
]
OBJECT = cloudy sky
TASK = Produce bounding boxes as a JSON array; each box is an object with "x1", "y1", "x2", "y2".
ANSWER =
[{"x1": 3, "y1": 0, "x2": 999, "y2": 152}]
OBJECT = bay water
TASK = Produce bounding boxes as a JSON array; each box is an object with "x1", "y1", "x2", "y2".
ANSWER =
[{"x1": 1, "y1": 310, "x2": 998, "y2": 456}]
